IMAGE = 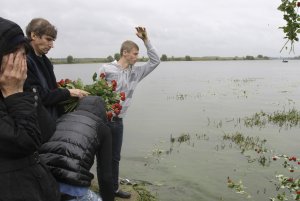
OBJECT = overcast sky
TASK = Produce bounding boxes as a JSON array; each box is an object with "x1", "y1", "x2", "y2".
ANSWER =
[{"x1": 1, "y1": 0, "x2": 298, "y2": 58}]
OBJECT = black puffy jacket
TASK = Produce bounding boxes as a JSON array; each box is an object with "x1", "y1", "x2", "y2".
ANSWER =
[{"x1": 40, "y1": 96, "x2": 111, "y2": 186}]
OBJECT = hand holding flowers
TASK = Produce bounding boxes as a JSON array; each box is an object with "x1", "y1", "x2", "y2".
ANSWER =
[
  {"x1": 68, "y1": 88, "x2": 89, "y2": 98},
  {"x1": 57, "y1": 72, "x2": 125, "y2": 121}
]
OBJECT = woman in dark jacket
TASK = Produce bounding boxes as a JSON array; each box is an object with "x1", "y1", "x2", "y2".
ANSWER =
[
  {"x1": 40, "y1": 96, "x2": 114, "y2": 201},
  {"x1": 0, "y1": 17, "x2": 60, "y2": 201}
]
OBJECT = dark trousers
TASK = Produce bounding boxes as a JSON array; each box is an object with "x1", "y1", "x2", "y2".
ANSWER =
[
  {"x1": 96, "y1": 123, "x2": 115, "y2": 201},
  {"x1": 107, "y1": 119, "x2": 123, "y2": 192}
]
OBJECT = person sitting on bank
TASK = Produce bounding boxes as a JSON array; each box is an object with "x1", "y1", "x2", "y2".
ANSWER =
[{"x1": 39, "y1": 96, "x2": 114, "y2": 201}]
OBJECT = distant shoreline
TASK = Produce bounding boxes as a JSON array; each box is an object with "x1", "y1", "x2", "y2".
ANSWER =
[{"x1": 50, "y1": 56, "x2": 300, "y2": 65}]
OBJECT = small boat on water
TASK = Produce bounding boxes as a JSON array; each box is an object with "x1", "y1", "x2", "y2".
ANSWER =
[{"x1": 282, "y1": 59, "x2": 288, "y2": 63}]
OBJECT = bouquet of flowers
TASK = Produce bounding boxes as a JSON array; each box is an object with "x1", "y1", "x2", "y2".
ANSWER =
[{"x1": 57, "y1": 72, "x2": 125, "y2": 121}]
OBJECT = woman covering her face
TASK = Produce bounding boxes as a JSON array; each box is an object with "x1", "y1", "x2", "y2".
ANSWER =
[{"x1": 0, "y1": 17, "x2": 60, "y2": 201}]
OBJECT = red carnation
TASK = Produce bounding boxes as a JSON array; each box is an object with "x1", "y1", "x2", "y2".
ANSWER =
[
  {"x1": 58, "y1": 79, "x2": 65, "y2": 86},
  {"x1": 111, "y1": 80, "x2": 117, "y2": 87},
  {"x1": 113, "y1": 103, "x2": 121, "y2": 109},
  {"x1": 120, "y1": 92, "x2": 126, "y2": 101},
  {"x1": 106, "y1": 111, "x2": 113, "y2": 120},
  {"x1": 100, "y1": 73, "x2": 106, "y2": 79},
  {"x1": 65, "y1": 78, "x2": 71, "y2": 84},
  {"x1": 114, "y1": 109, "x2": 120, "y2": 116}
]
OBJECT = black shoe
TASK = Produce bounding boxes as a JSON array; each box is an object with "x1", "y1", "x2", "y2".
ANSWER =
[{"x1": 115, "y1": 190, "x2": 131, "y2": 199}]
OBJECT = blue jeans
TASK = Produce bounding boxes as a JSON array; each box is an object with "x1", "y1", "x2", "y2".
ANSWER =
[
  {"x1": 107, "y1": 119, "x2": 123, "y2": 192},
  {"x1": 68, "y1": 190, "x2": 102, "y2": 201}
]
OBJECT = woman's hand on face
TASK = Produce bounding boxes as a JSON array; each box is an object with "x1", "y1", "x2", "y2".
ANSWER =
[{"x1": 0, "y1": 51, "x2": 27, "y2": 97}]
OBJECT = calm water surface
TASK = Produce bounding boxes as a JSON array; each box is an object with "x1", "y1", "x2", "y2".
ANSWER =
[{"x1": 55, "y1": 61, "x2": 300, "y2": 201}]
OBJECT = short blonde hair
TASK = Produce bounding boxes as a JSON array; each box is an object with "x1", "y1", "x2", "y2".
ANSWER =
[{"x1": 120, "y1": 40, "x2": 139, "y2": 56}]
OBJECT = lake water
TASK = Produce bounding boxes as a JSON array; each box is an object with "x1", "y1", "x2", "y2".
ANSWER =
[{"x1": 55, "y1": 60, "x2": 300, "y2": 201}]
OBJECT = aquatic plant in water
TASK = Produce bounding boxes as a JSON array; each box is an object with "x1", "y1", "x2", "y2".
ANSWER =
[
  {"x1": 270, "y1": 156, "x2": 300, "y2": 201},
  {"x1": 226, "y1": 142, "x2": 300, "y2": 200},
  {"x1": 172, "y1": 133, "x2": 191, "y2": 144},
  {"x1": 223, "y1": 132, "x2": 267, "y2": 154},
  {"x1": 269, "y1": 108, "x2": 300, "y2": 128},
  {"x1": 244, "y1": 108, "x2": 300, "y2": 129},
  {"x1": 227, "y1": 177, "x2": 251, "y2": 199},
  {"x1": 133, "y1": 184, "x2": 157, "y2": 201},
  {"x1": 271, "y1": 175, "x2": 300, "y2": 201},
  {"x1": 244, "y1": 111, "x2": 268, "y2": 128},
  {"x1": 146, "y1": 132, "x2": 209, "y2": 166}
]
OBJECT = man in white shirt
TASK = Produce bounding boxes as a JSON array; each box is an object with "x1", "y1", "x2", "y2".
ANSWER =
[{"x1": 98, "y1": 27, "x2": 160, "y2": 199}]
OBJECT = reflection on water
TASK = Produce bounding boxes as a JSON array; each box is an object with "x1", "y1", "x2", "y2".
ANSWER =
[{"x1": 55, "y1": 61, "x2": 300, "y2": 201}]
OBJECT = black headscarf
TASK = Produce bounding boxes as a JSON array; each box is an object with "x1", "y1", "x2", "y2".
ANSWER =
[{"x1": 0, "y1": 17, "x2": 28, "y2": 63}]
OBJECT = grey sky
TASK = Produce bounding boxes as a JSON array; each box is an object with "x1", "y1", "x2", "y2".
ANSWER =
[{"x1": 1, "y1": 0, "x2": 297, "y2": 58}]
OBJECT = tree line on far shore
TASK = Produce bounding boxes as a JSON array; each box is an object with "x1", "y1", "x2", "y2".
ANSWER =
[{"x1": 50, "y1": 53, "x2": 300, "y2": 64}]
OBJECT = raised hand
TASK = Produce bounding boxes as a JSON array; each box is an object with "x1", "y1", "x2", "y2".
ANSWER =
[{"x1": 135, "y1": 26, "x2": 148, "y2": 42}]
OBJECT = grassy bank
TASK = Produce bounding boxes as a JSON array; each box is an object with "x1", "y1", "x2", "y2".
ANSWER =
[{"x1": 90, "y1": 178, "x2": 157, "y2": 201}]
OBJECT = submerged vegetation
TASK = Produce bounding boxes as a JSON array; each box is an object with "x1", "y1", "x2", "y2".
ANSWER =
[
  {"x1": 90, "y1": 178, "x2": 157, "y2": 201},
  {"x1": 244, "y1": 108, "x2": 300, "y2": 128},
  {"x1": 223, "y1": 132, "x2": 267, "y2": 154},
  {"x1": 222, "y1": 132, "x2": 270, "y2": 167},
  {"x1": 222, "y1": 131, "x2": 300, "y2": 200},
  {"x1": 227, "y1": 177, "x2": 251, "y2": 199},
  {"x1": 147, "y1": 132, "x2": 209, "y2": 163},
  {"x1": 133, "y1": 184, "x2": 157, "y2": 201},
  {"x1": 143, "y1": 105, "x2": 300, "y2": 200}
]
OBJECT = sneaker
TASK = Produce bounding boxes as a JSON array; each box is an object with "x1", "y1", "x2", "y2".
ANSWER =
[{"x1": 114, "y1": 190, "x2": 131, "y2": 199}]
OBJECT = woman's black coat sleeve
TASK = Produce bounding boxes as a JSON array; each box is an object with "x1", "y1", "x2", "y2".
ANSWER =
[{"x1": 0, "y1": 92, "x2": 41, "y2": 158}]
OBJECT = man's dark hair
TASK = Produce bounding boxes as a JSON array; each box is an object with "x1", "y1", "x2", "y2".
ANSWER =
[{"x1": 26, "y1": 18, "x2": 57, "y2": 40}]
